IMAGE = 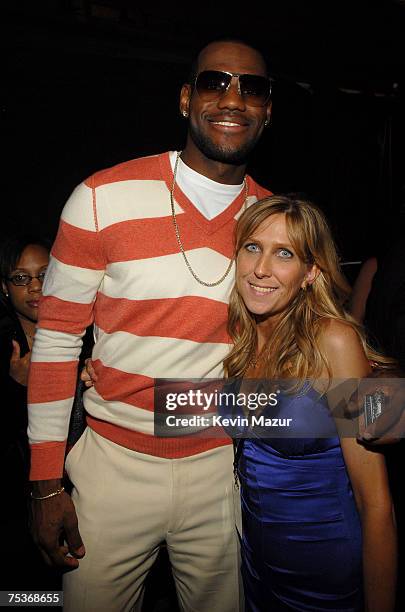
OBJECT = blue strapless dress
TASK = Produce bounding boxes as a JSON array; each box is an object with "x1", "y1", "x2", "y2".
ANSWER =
[{"x1": 228, "y1": 383, "x2": 363, "y2": 611}]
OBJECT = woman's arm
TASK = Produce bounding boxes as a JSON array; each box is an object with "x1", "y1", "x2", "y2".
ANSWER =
[
  {"x1": 340, "y1": 438, "x2": 396, "y2": 612},
  {"x1": 321, "y1": 320, "x2": 397, "y2": 612}
]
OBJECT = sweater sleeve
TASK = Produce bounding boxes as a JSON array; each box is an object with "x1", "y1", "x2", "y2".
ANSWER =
[{"x1": 27, "y1": 178, "x2": 106, "y2": 480}]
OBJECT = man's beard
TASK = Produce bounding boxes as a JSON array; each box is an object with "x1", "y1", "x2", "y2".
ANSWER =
[{"x1": 189, "y1": 121, "x2": 259, "y2": 166}]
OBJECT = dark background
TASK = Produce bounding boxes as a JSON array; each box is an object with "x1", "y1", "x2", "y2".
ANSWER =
[{"x1": 2, "y1": 0, "x2": 405, "y2": 272}]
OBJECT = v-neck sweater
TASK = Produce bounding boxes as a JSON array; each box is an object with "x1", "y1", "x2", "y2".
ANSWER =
[{"x1": 27, "y1": 151, "x2": 270, "y2": 480}]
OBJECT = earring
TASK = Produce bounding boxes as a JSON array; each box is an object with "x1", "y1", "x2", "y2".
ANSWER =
[
  {"x1": 264, "y1": 118, "x2": 271, "y2": 127},
  {"x1": 182, "y1": 110, "x2": 189, "y2": 118}
]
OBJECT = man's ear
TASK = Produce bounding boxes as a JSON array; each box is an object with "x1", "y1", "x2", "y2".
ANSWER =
[
  {"x1": 265, "y1": 100, "x2": 272, "y2": 125},
  {"x1": 179, "y1": 84, "x2": 192, "y2": 118}
]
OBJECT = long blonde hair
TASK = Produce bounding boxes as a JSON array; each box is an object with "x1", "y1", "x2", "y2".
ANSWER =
[{"x1": 224, "y1": 195, "x2": 392, "y2": 380}]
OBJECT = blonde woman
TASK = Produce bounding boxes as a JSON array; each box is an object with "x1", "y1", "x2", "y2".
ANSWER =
[{"x1": 224, "y1": 195, "x2": 397, "y2": 611}]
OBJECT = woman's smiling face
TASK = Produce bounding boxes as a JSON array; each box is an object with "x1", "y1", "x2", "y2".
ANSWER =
[{"x1": 236, "y1": 213, "x2": 318, "y2": 326}]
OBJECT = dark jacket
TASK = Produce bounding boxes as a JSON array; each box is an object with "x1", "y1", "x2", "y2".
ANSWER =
[
  {"x1": 0, "y1": 302, "x2": 30, "y2": 521},
  {"x1": 365, "y1": 240, "x2": 405, "y2": 369}
]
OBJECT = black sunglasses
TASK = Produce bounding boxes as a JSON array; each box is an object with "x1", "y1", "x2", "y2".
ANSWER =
[{"x1": 194, "y1": 70, "x2": 272, "y2": 107}]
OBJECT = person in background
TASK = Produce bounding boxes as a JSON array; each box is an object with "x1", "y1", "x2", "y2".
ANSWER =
[
  {"x1": 224, "y1": 195, "x2": 397, "y2": 611},
  {"x1": 0, "y1": 234, "x2": 60, "y2": 590},
  {"x1": 349, "y1": 256, "x2": 377, "y2": 324},
  {"x1": 358, "y1": 237, "x2": 405, "y2": 612}
]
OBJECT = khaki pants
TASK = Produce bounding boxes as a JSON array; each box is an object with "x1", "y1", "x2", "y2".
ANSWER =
[{"x1": 63, "y1": 428, "x2": 242, "y2": 612}]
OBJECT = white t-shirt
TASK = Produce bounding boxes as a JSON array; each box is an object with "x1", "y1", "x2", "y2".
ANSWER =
[{"x1": 169, "y1": 151, "x2": 244, "y2": 220}]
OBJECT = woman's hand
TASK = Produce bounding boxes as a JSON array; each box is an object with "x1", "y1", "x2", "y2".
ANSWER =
[
  {"x1": 80, "y1": 358, "x2": 98, "y2": 388},
  {"x1": 9, "y1": 340, "x2": 31, "y2": 386}
]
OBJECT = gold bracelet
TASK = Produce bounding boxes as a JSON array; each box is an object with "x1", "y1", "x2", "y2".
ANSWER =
[{"x1": 31, "y1": 486, "x2": 65, "y2": 501}]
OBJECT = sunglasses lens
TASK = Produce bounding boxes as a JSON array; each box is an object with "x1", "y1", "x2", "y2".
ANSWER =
[
  {"x1": 239, "y1": 75, "x2": 271, "y2": 106},
  {"x1": 195, "y1": 71, "x2": 231, "y2": 100},
  {"x1": 195, "y1": 71, "x2": 271, "y2": 107}
]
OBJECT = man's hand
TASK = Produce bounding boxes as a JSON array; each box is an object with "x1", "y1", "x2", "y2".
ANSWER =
[
  {"x1": 353, "y1": 371, "x2": 405, "y2": 444},
  {"x1": 9, "y1": 340, "x2": 31, "y2": 386},
  {"x1": 31, "y1": 479, "x2": 85, "y2": 570},
  {"x1": 80, "y1": 358, "x2": 97, "y2": 388}
]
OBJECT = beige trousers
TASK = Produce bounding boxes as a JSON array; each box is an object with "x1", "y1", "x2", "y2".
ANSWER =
[{"x1": 63, "y1": 428, "x2": 242, "y2": 612}]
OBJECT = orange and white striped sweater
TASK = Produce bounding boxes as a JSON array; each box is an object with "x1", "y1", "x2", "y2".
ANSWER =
[{"x1": 27, "y1": 151, "x2": 270, "y2": 480}]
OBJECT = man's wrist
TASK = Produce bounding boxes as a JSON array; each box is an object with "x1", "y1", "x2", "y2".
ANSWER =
[{"x1": 31, "y1": 479, "x2": 62, "y2": 496}]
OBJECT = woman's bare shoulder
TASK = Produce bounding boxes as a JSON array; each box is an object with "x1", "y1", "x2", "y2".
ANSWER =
[
  {"x1": 318, "y1": 318, "x2": 370, "y2": 378},
  {"x1": 319, "y1": 318, "x2": 359, "y2": 348}
]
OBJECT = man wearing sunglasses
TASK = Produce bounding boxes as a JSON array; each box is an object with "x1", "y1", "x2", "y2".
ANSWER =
[{"x1": 28, "y1": 39, "x2": 272, "y2": 611}]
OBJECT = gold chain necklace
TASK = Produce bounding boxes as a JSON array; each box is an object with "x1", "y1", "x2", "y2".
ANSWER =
[{"x1": 169, "y1": 151, "x2": 248, "y2": 287}]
